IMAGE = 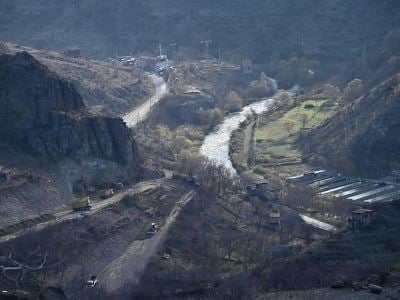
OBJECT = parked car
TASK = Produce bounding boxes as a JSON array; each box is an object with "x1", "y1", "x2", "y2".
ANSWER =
[{"x1": 86, "y1": 275, "x2": 98, "y2": 287}]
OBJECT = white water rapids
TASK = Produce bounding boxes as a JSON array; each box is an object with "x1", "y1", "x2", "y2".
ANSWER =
[{"x1": 200, "y1": 98, "x2": 274, "y2": 174}]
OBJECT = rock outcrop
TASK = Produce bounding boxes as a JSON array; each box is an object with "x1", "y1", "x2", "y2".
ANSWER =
[
  {"x1": 0, "y1": 52, "x2": 140, "y2": 172},
  {"x1": 299, "y1": 73, "x2": 400, "y2": 176}
]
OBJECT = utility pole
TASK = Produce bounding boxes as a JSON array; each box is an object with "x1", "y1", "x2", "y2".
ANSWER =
[
  {"x1": 200, "y1": 40, "x2": 212, "y2": 59},
  {"x1": 300, "y1": 32, "x2": 304, "y2": 50},
  {"x1": 159, "y1": 44, "x2": 162, "y2": 57},
  {"x1": 170, "y1": 42, "x2": 177, "y2": 55},
  {"x1": 150, "y1": 97, "x2": 152, "y2": 112}
]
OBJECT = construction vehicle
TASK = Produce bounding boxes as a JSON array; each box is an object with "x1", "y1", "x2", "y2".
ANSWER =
[
  {"x1": 99, "y1": 189, "x2": 114, "y2": 199},
  {"x1": 146, "y1": 223, "x2": 157, "y2": 235},
  {"x1": 71, "y1": 197, "x2": 92, "y2": 211},
  {"x1": 115, "y1": 182, "x2": 124, "y2": 189}
]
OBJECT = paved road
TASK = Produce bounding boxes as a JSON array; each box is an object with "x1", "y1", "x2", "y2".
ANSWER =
[
  {"x1": 0, "y1": 179, "x2": 164, "y2": 244},
  {"x1": 99, "y1": 190, "x2": 196, "y2": 293},
  {"x1": 123, "y1": 74, "x2": 167, "y2": 128}
]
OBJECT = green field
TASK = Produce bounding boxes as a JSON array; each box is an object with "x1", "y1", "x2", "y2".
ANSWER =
[{"x1": 255, "y1": 99, "x2": 338, "y2": 163}]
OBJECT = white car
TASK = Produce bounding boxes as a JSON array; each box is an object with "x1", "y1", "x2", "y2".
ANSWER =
[{"x1": 86, "y1": 275, "x2": 98, "y2": 287}]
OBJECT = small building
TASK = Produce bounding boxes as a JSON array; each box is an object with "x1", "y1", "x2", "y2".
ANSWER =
[
  {"x1": 163, "y1": 169, "x2": 174, "y2": 179},
  {"x1": 65, "y1": 47, "x2": 81, "y2": 58},
  {"x1": 242, "y1": 59, "x2": 253, "y2": 75},
  {"x1": 267, "y1": 211, "x2": 281, "y2": 229},
  {"x1": 392, "y1": 170, "x2": 400, "y2": 182},
  {"x1": 351, "y1": 208, "x2": 375, "y2": 229},
  {"x1": 157, "y1": 54, "x2": 168, "y2": 61}
]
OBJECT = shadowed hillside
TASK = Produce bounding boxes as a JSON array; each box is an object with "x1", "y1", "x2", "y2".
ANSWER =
[
  {"x1": 299, "y1": 73, "x2": 400, "y2": 177},
  {"x1": 1, "y1": 0, "x2": 400, "y2": 86}
]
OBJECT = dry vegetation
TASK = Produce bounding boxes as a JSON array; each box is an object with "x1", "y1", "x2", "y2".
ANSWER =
[{"x1": 4, "y1": 43, "x2": 154, "y2": 116}]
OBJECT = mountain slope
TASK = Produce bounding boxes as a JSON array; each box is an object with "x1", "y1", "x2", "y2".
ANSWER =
[
  {"x1": 0, "y1": 52, "x2": 141, "y2": 226},
  {"x1": 1, "y1": 0, "x2": 400, "y2": 86},
  {"x1": 1, "y1": 43, "x2": 154, "y2": 116},
  {"x1": 0, "y1": 52, "x2": 139, "y2": 165},
  {"x1": 299, "y1": 73, "x2": 400, "y2": 176}
]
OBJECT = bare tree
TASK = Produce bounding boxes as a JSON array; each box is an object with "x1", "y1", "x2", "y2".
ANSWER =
[
  {"x1": 299, "y1": 113, "x2": 309, "y2": 129},
  {"x1": 283, "y1": 119, "x2": 296, "y2": 136}
]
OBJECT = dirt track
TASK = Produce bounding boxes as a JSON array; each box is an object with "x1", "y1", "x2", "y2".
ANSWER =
[
  {"x1": 99, "y1": 190, "x2": 196, "y2": 293},
  {"x1": 0, "y1": 179, "x2": 164, "y2": 244}
]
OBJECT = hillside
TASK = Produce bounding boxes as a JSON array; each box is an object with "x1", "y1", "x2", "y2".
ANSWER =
[
  {"x1": 1, "y1": 0, "x2": 400, "y2": 86},
  {"x1": 0, "y1": 43, "x2": 153, "y2": 116},
  {"x1": 261, "y1": 200, "x2": 400, "y2": 293},
  {"x1": 299, "y1": 73, "x2": 400, "y2": 177},
  {"x1": 0, "y1": 52, "x2": 141, "y2": 226}
]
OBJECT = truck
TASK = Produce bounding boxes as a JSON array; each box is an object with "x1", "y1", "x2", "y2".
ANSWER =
[
  {"x1": 71, "y1": 197, "x2": 92, "y2": 211},
  {"x1": 99, "y1": 189, "x2": 114, "y2": 199}
]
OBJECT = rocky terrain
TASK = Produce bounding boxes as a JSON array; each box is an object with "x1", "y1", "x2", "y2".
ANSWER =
[
  {"x1": 0, "y1": 52, "x2": 139, "y2": 165},
  {"x1": 0, "y1": 52, "x2": 141, "y2": 226},
  {"x1": 1, "y1": 1, "x2": 400, "y2": 87},
  {"x1": 1, "y1": 1, "x2": 400, "y2": 299},
  {"x1": 1, "y1": 42, "x2": 154, "y2": 116},
  {"x1": 299, "y1": 73, "x2": 400, "y2": 177}
]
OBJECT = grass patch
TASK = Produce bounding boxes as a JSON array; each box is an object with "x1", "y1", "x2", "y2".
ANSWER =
[{"x1": 255, "y1": 99, "x2": 338, "y2": 163}]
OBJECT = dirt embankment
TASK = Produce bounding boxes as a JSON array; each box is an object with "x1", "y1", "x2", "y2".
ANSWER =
[
  {"x1": 230, "y1": 116, "x2": 257, "y2": 173},
  {"x1": 0, "y1": 180, "x2": 191, "y2": 299},
  {"x1": 0, "y1": 52, "x2": 142, "y2": 228}
]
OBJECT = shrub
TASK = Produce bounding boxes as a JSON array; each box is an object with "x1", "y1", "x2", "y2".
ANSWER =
[
  {"x1": 253, "y1": 167, "x2": 267, "y2": 175},
  {"x1": 344, "y1": 78, "x2": 363, "y2": 101},
  {"x1": 224, "y1": 91, "x2": 243, "y2": 112},
  {"x1": 248, "y1": 72, "x2": 276, "y2": 98},
  {"x1": 304, "y1": 104, "x2": 315, "y2": 109}
]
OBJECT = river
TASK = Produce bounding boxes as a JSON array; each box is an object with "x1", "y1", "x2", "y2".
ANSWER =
[
  {"x1": 200, "y1": 98, "x2": 274, "y2": 174},
  {"x1": 199, "y1": 87, "x2": 337, "y2": 232}
]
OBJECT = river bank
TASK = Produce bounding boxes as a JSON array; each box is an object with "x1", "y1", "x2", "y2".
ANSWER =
[{"x1": 200, "y1": 97, "x2": 275, "y2": 174}]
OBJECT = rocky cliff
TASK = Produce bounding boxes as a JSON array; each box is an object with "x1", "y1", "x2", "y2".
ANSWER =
[
  {"x1": 0, "y1": 52, "x2": 140, "y2": 171},
  {"x1": 299, "y1": 73, "x2": 400, "y2": 176}
]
